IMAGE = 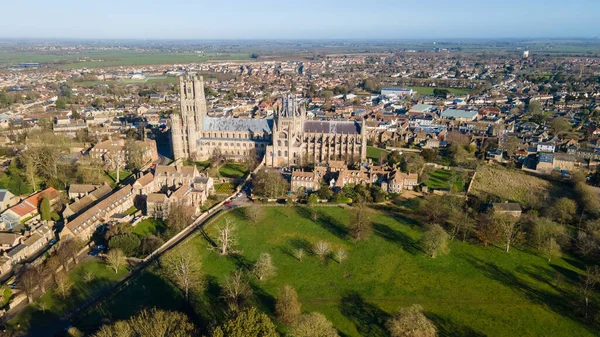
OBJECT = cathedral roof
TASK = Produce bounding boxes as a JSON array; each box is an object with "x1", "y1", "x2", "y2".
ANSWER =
[
  {"x1": 304, "y1": 120, "x2": 362, "y2": 134},
  {"x1": 203, "y1": 117, "x2": 273, "y2": 133}
]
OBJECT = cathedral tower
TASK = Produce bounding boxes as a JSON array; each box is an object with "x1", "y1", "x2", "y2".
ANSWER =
[{"x1": 171, "y1": 73, "x2": 207, "y2": 160}]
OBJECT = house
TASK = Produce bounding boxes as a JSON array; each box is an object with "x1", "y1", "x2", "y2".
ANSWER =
[
  {"x1": 409, "y1": 104, "x2": 437, "y2": 114},
  {"x1": 291, "y1": 169, "x2": 322, "y2": 192},
  {"x1": 387, "y1": 170, "x2": 419, "y2": 193},
  {"x1": 492, "y1": 202, "x2": 522, "y2": 217},
  {"x1": 553, "y1": 153, "x2": 577, "y2": 172},
  {"x1": 146, "y1": 193, "x2": 168, "y2": 218},
  {"x1": 1, "y1": 188, "x2": 59, "y2": 229},
  {"x1": 60, "y1": 185, "x2": 135, "y2": 240},
  {"x1": 133, "y1": 172, "x2": 156, "y2": 196},
  {"x1": 21, "y1": 224, "x2": 53, "y2": 259},
  {"x1": 0, "y1": 256, "x2": 12, "y2": 278},
  {"x1": 536, "y1": 153, "x2": 555, "y2": 174},
  {"x1": 0, "y1": 233, "x2": 21, "y2": 251},
  {"x1": 537, "y1": 143, "x2": 556, "y2": 153},
  {"x1": 63, "y1": 184, "x2": 112, "y2": 219},
  {"x1": 154, "y1": 165, "x2": 200, "y2": 190},
  {"x1": 68, "y1": 184, "x2": 101, "y2": 200},
  {"x1": 0, "y1": 189, "x2": 17, "y2": 212}
]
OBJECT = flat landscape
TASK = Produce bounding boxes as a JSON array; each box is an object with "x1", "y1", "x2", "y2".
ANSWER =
[{"x1": 76, "y1": 206, "x2": 596, "y2": 337}]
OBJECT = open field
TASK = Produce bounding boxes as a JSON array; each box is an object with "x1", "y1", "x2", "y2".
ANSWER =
[
  {"x1": 77, "y1": 206, "x2": 597, "y2": 337},
  {"x1": 423, "y1": 169, "x2": 468, "y2": 192},
  {"x1": 468, "y1": 165, "x2": 569, "y2": 206},
  {"x1": 367, "y1": 146, "x2": 389, "y2": 164},
  {"x1": 8, "y1": 261, "x2": 128, "y2": 335},
  {"x1": 216, "y1": 162, "x2": 249, "y2": 179}
]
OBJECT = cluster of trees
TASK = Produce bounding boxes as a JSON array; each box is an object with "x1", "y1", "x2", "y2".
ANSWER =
[
  {"x1": 93, "y1": 308, "x2": 196, "y2": 337},
  {"x1": 105, "y1": 202, "x2": 194, "y2": 259},
  {"x1": 252, "y1": 169, "x2": 289, "y2": 198}
]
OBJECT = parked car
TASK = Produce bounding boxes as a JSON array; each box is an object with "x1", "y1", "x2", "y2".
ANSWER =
[{"x1": 224, "y1": 201, "x2": 231, "y2": 206}]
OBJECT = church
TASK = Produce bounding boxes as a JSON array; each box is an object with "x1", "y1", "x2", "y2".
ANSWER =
[{"x1": 171, "y1": 73, "x2": 367, "y2": 167}]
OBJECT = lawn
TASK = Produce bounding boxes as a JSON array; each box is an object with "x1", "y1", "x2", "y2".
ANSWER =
[
  {"x1": 218, "y1": 163, "x2": 249, "y2": 179},
  {"x1": 124, "y1": 205, "x2": 139, "y2": 216},
  {"x1": 77, "y1": 206, "x2": 598, "y2": 337},
  {"x1": 214, "y1": 182, "x2": 235, "y2": 195},
  {"x1": 469, "y1": 165, "x2": 571, "y2": 206},
  {"x1": 367, "y1": 146, "x2": 389, "y2": 164},
  {"x1": 132, "y1": 218, "x2": 166, "y2": 237},
  {"x1": 8, "y1": 260, "x2": 128, "y2": 335},
  {"x1": 184, "y1": 160, "x2": 212, "y2": 171},
  {"x1": 105, "y1": 170, "x2": 132, "y2": 185},
  {"x1": 424, "y1": 169, "x2": 468, "y2": 192}
]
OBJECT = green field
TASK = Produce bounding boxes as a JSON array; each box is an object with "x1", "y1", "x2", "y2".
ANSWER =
[
  {"x1": 77, "y1": 206, "x2": 597, "y2": 336},
  {"x1": 132, "y1": 218, "x2": 166, "y2": 237},
  {"x1": 217, "y1": 163, "x2": 249, "y2": 179},
  {"x1": 367, "y1": 146, "x2": 389, "y2": 164},
  {"x1": 9, "y1": 261, "x2": 128, "y2": 335},
  {"x1": 0, "y1": 49, "x2": 252, "y2": 68},
  {"x1": 424, "y1": 169, "x2": 467, "y2": 192},
  {"x1": 214, "y1": 182, "x2": 235, "y2": 195},
  {"x1": 409, "y1": 86, "x2": 471, "y2": 96}
]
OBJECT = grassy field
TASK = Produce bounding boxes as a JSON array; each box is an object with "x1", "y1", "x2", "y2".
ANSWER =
[
  {"x1": 217, "y1": 163, "x2": 249, "y2": 179},
  {"x1": 367, "y1": 146, "x2": 389, "y2": 164},
  {"x1": 409, "y1": 86, "x2": 471, "y2": 96},
  {"x1": 214, "y1": 182, "x2": 235, "y2": 195},
  {"x1": 184, "y1": 160, "x2": 212, "y2": 171},
  {"x1": 77, "y1": 206, "x2": 597, "y2": 337},
  {"x1": 132, "y1": 218, "x2": 166, "y2": 237},
  {"x1": 469, "y1": 165, "x2": 567, "y2": 206},
  {"x1": 9, "y1": 260, "x2": 128, "y2": 335},
  {"x1": 424, "y1": 169, "x2": 467, "y2": 192}
]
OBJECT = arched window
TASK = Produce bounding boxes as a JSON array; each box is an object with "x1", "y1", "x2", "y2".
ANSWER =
[{"x1": 278, "y1": 150, "x2": 281, "y2": 156}]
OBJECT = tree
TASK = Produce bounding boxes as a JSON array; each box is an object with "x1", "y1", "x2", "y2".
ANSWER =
[
  {"x1": 448, "y1": 208, "x2": 474, "y2": 241},
  {"x1": 350, "y1": 202, "x2": 372, "y2": 241},
  {"x1": 579, "y1": 266, "x2": 600, "y2": 318},
  {"x1": 1, "y1": 286, "x2": 12, "y2": 307},
  {"x1": 18, "y1": 266, "x2": 38, "y2": 303},
  {"x1": 317, "y1": 184, "x2": 333, "y2": 200},
  {"x1": 276, "y1": 285, "x2": 302, "y2": 325},
  {"x1": 214, "y1": 307, "x2": 278, "y2": 337},
  {"x1": 215, "y1": 218, "x2": 236, "y2": 255},
  {"x1": 55, "y1": 271, "x2": 73, "y2": 299},
  {"x1": 386, "y1": 304, "x2": 437, "y2": 337},
  {"x1": 527, "y1": 100, "x2": 542, "y2": 114},
  {"x1": 576, "y1": 231, "x2": 597, "y2": 257},
  {"x1": 421, "y1": 224, "x2": 449, "y2": 258},
  {"x1": 335, "y1": 248, "x2": 348, "y2": 264},
  {"x1": 419, "y1": 195, "x2": 449, "y2": 225},
  {"x1": 106, "y1": 248, "x2": 125, "y2": 273},
  {"x1": 245, "y1": 206, "x2": 264, "y2": 224},
  {"x1": 126, "y1": 141, "x2": 150, "y2": 174},
  {"x1": 550, "y1": 117, "x2": 571, "y2": 136},
  {"x1": 289, "y1": 312, "x2": 339, "y2": 337},
  {"x1": 547, "y1": 197, "x2": 577, "y2": 225},
  {"x1": 294, "y1": 248, "x2": 305, "y2": 262},
  {"x1": 109, "y1": 233, "x2": 141, "y2": 257},
  {"x1": 223, "y1": 269, "x2": 253, "y2": 313},
  {"x1": 313, "y1": 241, "x2": 330, "y2": 262},
  {"x1": 387, "y1": 150, "x2": 402, "y2": 167},
  {"x1": 162, "y1": 249, "x2": 203, "y2": 301},
  {"x1": 108, "y1": 148, "x2": 126, "y2": 184},
  {"x1": 493, "y1": 213, "x2": 521, "y2": 253},
  {"x1": 252, "y1": 169, "x2": 289, "y2": 198},
  {"x1": 166, "y1": 201, "x2": 195, "y2": 232},
  {"x1": 253, "y1": 253, "x2": 276, "y2": 281},
  {"x1": 39, "y1": 196, "x2": 52, "y2": 221},
  {"x1": 93, "y1": 308, "x2": 196, "y2": 337},
  {"x1": 400, "y1": 154, "x2": 425, "y2": 174},
  {"x1": 528, "y1": 217, "x2": 566, "y2": 250},
  {"x1": 542, "y1": 237, "x2": 562, "y2": 262}
]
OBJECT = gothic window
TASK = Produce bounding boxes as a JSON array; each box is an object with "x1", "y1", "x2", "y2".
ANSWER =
[
  {"x1": 278, "y1": 150, "x2": 281, "y2": 156},
  {"x1": 284, "y1": 151, "x2": 288, "y2": 157},
  {"x1": 285, "y1": 140, "x2": 288, "y2": 146},
  {"x1": 278, "y1": 140, "x2": 281, "y2": 146}
]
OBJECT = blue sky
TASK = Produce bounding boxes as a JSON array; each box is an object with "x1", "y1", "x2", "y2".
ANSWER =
[{"x1": 2, "y1": 0, "x2": 598, "y2": 39}]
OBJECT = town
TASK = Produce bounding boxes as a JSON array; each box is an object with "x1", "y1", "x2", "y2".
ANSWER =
[{"x1": 0, "y1": 35, "x2": 599, "y2": 337}]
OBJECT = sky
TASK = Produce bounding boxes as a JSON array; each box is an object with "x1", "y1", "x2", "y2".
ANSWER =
[{"x1": 2, "y1": 0, "x2": 598, "y2": 40}]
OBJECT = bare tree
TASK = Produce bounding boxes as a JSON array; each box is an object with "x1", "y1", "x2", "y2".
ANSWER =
[
  {"x1": 493, "y1": 214, "x2": 521, "y2": 253},
  {"x1": 18, "y1": 266, "x2": 38, "y2": 303},
  {"x1": 245, "y1": 206, "x2": 264, "y2": 224},
  {"x1": 275, "y1": 285, "x2": 302, "y2": 325},
  {"x1": 56, "y1": 244, "x2": 73, "y2": 272},
  {"x1": 46, "y1": 255, "x2": 61, "y2": 283},
  {"x1": 55, "y1": 271, "x2": 73, "y2": 299},
  {"x1": 33, "y1": 264, "x2": 48, "y2": 294},
  {"x1": 350, "y1": 203, "x2": 372, "y2": 241},
  {"x1": 386, "y1": 304, "x2": 437, "y2": 337},
  {"x1": 167, "y1": 201, "x2": 195, "y2": 232},
  {"x1": 294, "y1": 248, "x2": 305, "y2": 262},
  {"x1": 335, "y1": 248, "x2": 348, "y2": 264},
  {"x1": 108, "y1": 148, "x2": 127, "y2": 184},
  {"x1": 253, "y1": 253, "x2": 276, "y2": 281},
  {"x1": 215, "y1": 218, "x2": 236, "y2": 255},
  {"x1": 222, "y1": 269, "x2": 253, "y2": 313},
  {"x1": 106, "y1": 249, "x2": 125, "y2": 273},
  {"x1": 579, "y1": 266, "x2": 600, "y2": 318},
  {"x1": 313, "y1": 241, "x2": 331, "y2": 262},
  {"x1": 290, "y1": 312, "x2": 339, "y2": 337},
  {"x1": 162, "y1": 249, "x2": 203, "y2": 301}
]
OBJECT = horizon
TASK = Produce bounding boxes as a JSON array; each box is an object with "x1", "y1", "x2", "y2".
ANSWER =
[{"x1": 1, "y1": 0, "x2": 598, "y2": 40}]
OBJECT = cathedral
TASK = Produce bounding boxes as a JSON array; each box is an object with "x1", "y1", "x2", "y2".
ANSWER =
[{"x1": 171, "y1": 73, "x2": 367, "y2": 167}]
